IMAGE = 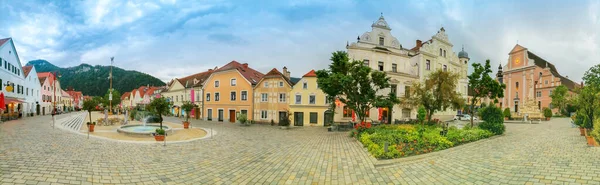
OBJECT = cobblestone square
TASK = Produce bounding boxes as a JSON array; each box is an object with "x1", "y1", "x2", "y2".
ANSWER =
[{"x1": 1, "y1": 115, "x2": 600, "y2": 184}]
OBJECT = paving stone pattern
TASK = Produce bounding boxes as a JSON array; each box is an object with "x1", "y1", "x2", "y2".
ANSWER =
[{"x1": 1, "y1": 114, "x2": 600, "y2": 184}]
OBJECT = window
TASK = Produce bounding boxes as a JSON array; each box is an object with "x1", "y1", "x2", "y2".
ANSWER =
[
  {"x1": 378, "y1": 61, "x2": 384, "y2": 71},
  {"x1": 426, "y1": 60, "x2": 431, "y2": 70},
  {"x1": 379, "y1": 37, "x2": 384, "y2": 46},
  {"x1": 439, "y1": 48, "x2": 442, "y2": 56},
  {"x1": 230, "y1": 79, "x2": 236, "y2": 86},
  {"x1": 537, "y1": 91, "x2": 541, "y2": 97},
  {"x1": 405, "y1": 86, "x2": 411, "y2": 97},
  {"x1": 241, "y1": 91, "x2": 247, "y2": 100},
  {"x1": 303, "y1": 82, "x2": 307, "y2": 89},
  {"x1": 392, "y1": 63, "x2": 397, "y2": 72},
  {"x1": 443, "y1": 65, "x2": 447, "y2": 72},
  {"x1": 309, "y1": 95, "x2": 316, "y2": 104},
  {"x1": 279, "y1": 81, "x2": 284, "y2": 87},
  {"x1": 261, "y1": 110, "x2": 268, "y2": 119},
  {"x1": 343, "y1": 106, "x2": 352, "y2": 117},
  {"x1": 516, "y1": 82, "x2": 519, "y2": 91},
  {"x1": 215, "y1": 93, "x2": 220, "y2": 101},
  {"x1": 214, "y1": 81, "x2": 219, "y2": 87},
  {"x1": 325, "y1": 96, "x2": 332, "y2": 104},
  {"x1": 363, "y1": 59, "x2": 369, "y2": 66},
  {"x1": 261, "y1": 93, "x2": 268, "y2": 102},
  {"x1": 264, "y1": 82, "x2": 269, "y2": 88},
  {"x1": 310, "y1": 112, "x2": 318, "y2": 124},
  {"x1": 230, "y1": 91, "x2": 236, "y2": 101},
  {"x1": 545, "y1": 80, "x2": 548, "y2": 85},
  {"x1": 295, "y1": 94, "x2": 301, "y2": 104},
  {"x1": 443, "y1": 50, "x2": 446, "y2": 57},
  {"x1": 279, "y1": 93, "x2": 286, "y2": 102},
  {"x1": 391, "y1": 85, "x2": 397, "y2": 96}
]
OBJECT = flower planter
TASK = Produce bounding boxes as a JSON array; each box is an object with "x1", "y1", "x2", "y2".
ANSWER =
[
  {"x1": 586, "y1": 136, "x2": 596, "y2": 146},
  {"x1": 183, "y1": 121, "x2": 190, "y2": 129},
  {"x1": 88, "y1": 125, "x2": 95, "y2": 132},
  {"x1": 579, "y1": 128, "x2": 585, "y2": 136},
  {"x1": 154, "y1": 135, "x2": 165, "y2": 141}
]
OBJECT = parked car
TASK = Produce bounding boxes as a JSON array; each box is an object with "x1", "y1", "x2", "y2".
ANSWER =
[{"x1": 454, "y1": 114, "x2": 478, "y2": 121}]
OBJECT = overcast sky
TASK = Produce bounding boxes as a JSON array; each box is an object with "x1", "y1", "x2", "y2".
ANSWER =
[{"x1": 0, "y1": 0, "x2": 598, "y2": 83}]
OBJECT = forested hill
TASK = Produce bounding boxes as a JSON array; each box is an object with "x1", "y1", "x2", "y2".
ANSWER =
[{"x1": 26, "y1": 59, "x2": 166, "y2": 96}]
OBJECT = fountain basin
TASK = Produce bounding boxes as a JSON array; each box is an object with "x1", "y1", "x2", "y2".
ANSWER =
[{"x1": 117, "y1": 125, "x2": 172, "y2": 136}]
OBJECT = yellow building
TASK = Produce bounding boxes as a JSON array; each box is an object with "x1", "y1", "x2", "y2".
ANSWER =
[
  {"x1": 203, "y1": 61, "x2": 263, "y2": 122},
  {"x1": 253, "y1": 67, "x2": 294, "y2": 124},
  {"x1": 289, "y1": 70, "x2": 332, "y2": 126}
]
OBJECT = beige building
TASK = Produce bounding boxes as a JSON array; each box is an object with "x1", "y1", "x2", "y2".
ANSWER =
[
  {"x1": 410, "y1": 27, "x2": 470, "y2": 119},
  {"x1": 162, "y1": 70, "x2": 213, "y2": 118},
  {"x1": 253, "y1": 67, "x2": 294, "y2": 124},
  {"x1": 289, "y1": 70, "x2": 331, "y2": 126}
]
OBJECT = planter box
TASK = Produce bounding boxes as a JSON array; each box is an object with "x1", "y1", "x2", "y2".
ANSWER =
[{"x1": 154, "y1": 135, "x2": 165, "y2": 141}]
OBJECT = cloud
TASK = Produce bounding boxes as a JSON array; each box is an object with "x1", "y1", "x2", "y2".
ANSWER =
[{"x1": 1, "y1": 0, "x2": 598, "y2": 85}]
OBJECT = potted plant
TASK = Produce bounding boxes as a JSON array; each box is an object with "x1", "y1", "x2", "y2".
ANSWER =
[
  {"x1": 181, "y1": 101, "x2": 195, "y2": 129},
  {"x1": 575, "y1": 112, "x2": 586, "y2": 136},
  {"x1": 82, "y1": 98, "x2": 98, "y2": 130},
  {"x1": 237, "y1": 113, "x2": 249, "y2": 126},
  {"x1": 154, "y1": 128, "x2": 165, "y2": 141},
  {"x1": 147, "y1": 97, "x2": 170, "y2": 141},
  {"x1": 503, "y1": 108, "x2": 511, "y2": 120},
  {"x1": 87, "y1": 122, "x2": 96, "y2": 132},
  {"x1": 543, "y1": 107, "x2": 552, "y2": 121}
]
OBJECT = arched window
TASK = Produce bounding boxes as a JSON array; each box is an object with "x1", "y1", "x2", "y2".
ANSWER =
[
  {"x1": 516, "y1": 82, "x2": 519, "y2": 90},
  {"x1": 439, "y1": 48, "x2": 443, "y2": 56}
]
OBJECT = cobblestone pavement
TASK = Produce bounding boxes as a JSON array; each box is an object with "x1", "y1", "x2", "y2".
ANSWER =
[{"x1": 1, "y1": 114, "x2": 599, "y2": 185}]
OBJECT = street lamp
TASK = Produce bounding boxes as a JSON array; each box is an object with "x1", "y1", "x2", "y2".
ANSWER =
[{"x1": 109, "y1": 57, "x2": 114, "y2": 115}]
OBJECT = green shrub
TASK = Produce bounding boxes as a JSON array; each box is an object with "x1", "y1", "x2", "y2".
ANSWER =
[
  {"x1": 237, "y1": 114, "x2": 249, "y2": 125},
  {"x1": 417, "y1": 106, "x2": 426, "y2": 124},
  {"x1": 155, "y1": 128, "x2": 165, "y2": 135},
  {"x1": 591, "y1": 119, "x2": 600, "y2": 142},
  {"x1": 478, "y1": 105, "x2": 505, "y2": 135},
  {"x1": 543, "y1": 107, "x2": 552, "y2": 118},
  {"x1": 503, "y1": 108, "x2": 511, "y2": 119},
  {"x1": 446, "y1": 127, "x2": 493, "y2": 145}
]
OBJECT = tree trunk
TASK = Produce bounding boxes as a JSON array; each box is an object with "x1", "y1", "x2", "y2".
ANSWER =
[
  {"x1": 89, "y1": 111, "x2": 92, "y2": 124},
  {"x1": 159, "y1": 114, "x2": 163, "y2": 128}
]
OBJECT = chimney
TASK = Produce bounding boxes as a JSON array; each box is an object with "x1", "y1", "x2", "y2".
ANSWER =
[
  {"x1": 242, "y1": 63, "x2": 248, "y2": 69},
  {"x1": 416, "y1": 40, "x2": 422, "y2": 48},
  {"x1": 283, "y1": 66, "x2": 290, "y2": 79}
]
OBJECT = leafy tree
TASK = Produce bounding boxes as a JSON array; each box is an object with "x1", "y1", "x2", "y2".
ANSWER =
[
  {"x1": 583, "y1": 64, "x2": 600, "y2": 89},
  {"x1": 82, "y1": 98, "x2": 97, "y2": 124},
  {"x1": 181, "y1": 101, "x2": 195, "y2": 123},
  {"x1": 550, "y1": 85, "x2": 568, "y2": 115},
  {"x1": 104, "y1": 89, "x2": 121, "y2": 109},
  {"x1": 573, "y1": 86, "x2": 600, "y2": 129},
  {"x1": 146, "y1": 97, "x2": 171, "y2": 129},
  {"x1": 91, "y1": 96, "x2": 106, "y2": 108},
  {"x1": 403, "y1": 70, "x2": 464, "y2": 122},
  {"x1": 467, "y1": 60, "x2": 506, "y2": 127},
  {"x1": 478, "y1": 105, "x2": 505, "y2": 135},
  {"x1": 417, "y1": 106, "x2": 426, "y2": 125},
  {"x1": 316, "y1": 51, "x2": 399, "y2": 123}
]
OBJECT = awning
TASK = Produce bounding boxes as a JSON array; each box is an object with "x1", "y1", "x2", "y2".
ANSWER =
[{"x1": 5, "y1": 97, "x2": 25, "y2": 104}]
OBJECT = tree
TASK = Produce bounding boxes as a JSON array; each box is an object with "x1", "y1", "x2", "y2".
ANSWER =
[
  {"x1": 402, "y1": 69, "x2": 464, "y2": 122},
  {"x1": 104, "y1": 89, "x2": 121, "y2": 109},
  {"x1": 583, "y1": 64, "x2": 600, "y2": 89},
  {"x1": 82, "y1": 98, "x2": 97, "y2": 124},
  {"x1": 316, "y1": 51, "x2": 399, "y2": 123},
  {"x1": 573, "y1": 86, "x2": 599, "y2": 129},
  {"x1": 467, "y1": 60, "x2": 506, "y2": 127},
  {"x1": 550, "y1": 85, "x2": 568, "y2": 115},
  {"x1": 417, "y1": 106, "x2": 426, "y2": 124},
  {"x1": 146, "y1": 97, "x2": 170, "y2": 129},
  {"x1": 181, "y1": 101, "x2": 195, "y2": 123}
]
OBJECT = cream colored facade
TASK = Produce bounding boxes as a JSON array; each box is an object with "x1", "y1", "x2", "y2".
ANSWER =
[
  {"x1": 253, "y1": 68, "x2": 293, "y2": 124},
  {"x1": 346, "y1": 15, "x2": 420, "y2": 122},
  {"x1": 409, "y1": 27, "x2": 470, "y2": 119},
  {"x1": 289, "y1": 70, "x2": 331, "y2": 126},
  {"x1": 162, "y1": 79, "x2": 186, "y2": 116}
]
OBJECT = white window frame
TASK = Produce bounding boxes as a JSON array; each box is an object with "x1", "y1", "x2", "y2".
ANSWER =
[
  {"x1": 230, "y1": 91, "x2": 236, "y2": 101},
  {"x1": 260, "y1": 110, "x2": 268, "y2": 119},
  {"x1": 241, "y1": 91, "x2": 248, "y2": 101},
  {"x1": 279, "y1": 81, "x2": 284, "y2": 87},
  {"x1": 295, "y1": 94, "x2": 301, "y2": 104},
  {"x1": 215, "y1": 92, "x2": 220, "y2": 101},
  {"x1": 231, "y1": 78, "x2": 237, "y2": 86},
  {"x1": 214, "y1": 80, "x2": 220, "y2": 87},
  {"x1": 303, "y1": 82, "x2": 307, "y2": 89},
  {"x1": 261, "y1": 93, "x2": 268, "y2": 102},
  {"x1": 309, "y1": 94, "x2": 316, "y2": 104},
  {"x1": 264, "y1": 82, "x2": 269, "y2": 88},
  {"x1": 279, "y1": 93, "x2": 286, "y2": 103}
]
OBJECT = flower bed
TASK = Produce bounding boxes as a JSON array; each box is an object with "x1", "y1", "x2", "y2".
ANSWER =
[{"x1": 355, "y1": 124, "x2": 494, "y2": 159}]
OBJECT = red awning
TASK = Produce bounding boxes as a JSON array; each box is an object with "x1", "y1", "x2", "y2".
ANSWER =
[{"x1": 5, "y1": 97, "x2": 25, "y2": 104}]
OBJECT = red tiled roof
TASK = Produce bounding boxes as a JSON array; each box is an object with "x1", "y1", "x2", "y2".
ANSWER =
[
  {"x1": 121, "y1": 92, "x2": 131, "y2": 100},
  {"x1": 260, "y1": 68, "x2": 293, "y2": 86},
  {"x1": 131, "y1": 89, "x2": 138, "y2": 97},
  {"x1": 22, "y1": 66, "x2": 33, "y2": 78},
  {"x1": 177, "y1": 70, "x2": 214, "y2": 88},
  {"x1": 215, "y1": 60, "x2": 264, "y2": 85},
  {"x1": 302, "y1": 70, "x2": 317, "y2": 77},
  {"x1": 145, "y1": 87, "x2": 158, "y2": 96},
  {"x1": 0, "y1": 38, "x2": 10, "y2": 47},
  {"x1": 37, "y1": 72, "x2": 55, "y2": 84}
]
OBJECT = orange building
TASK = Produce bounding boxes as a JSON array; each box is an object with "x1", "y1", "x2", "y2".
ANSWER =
[
  {"x1": 253, "y1": 67, "x2": 295, "y2": 124},
  {"x1": 498, "y1": 44, "x2": 580, "y2": 114},
  {"x1": 202, "y1": 61, "x2": 264, "y2": 122}
]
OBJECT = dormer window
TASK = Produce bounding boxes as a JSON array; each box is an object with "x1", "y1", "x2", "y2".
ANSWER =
[{"x1": 379, "y1": 37, "x2": 384, "y2": 46}]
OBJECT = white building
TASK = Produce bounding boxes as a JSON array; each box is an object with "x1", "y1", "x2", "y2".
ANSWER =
[
  {"x1": 0, "y1": 38, "x2": 28, "y2": 118},
  {"x1": 22, "y1": 65, "x2": 41, "y2": 116}
]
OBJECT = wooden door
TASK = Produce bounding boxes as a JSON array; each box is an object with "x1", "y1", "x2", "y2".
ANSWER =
[{"x1": 229, "y1": 110, "x2": 236, "y2": 122}]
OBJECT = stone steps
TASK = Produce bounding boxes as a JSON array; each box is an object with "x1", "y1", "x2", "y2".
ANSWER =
[{"x1": 57, "y1": 113, "x2": 86, "y2": 132}]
